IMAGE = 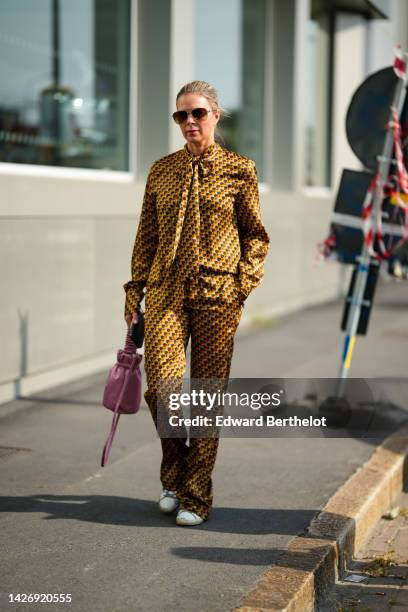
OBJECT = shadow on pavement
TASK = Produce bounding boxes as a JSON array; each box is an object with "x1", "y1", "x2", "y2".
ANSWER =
[{"x1": 1, "y1": 493, "x2": 318, "y2": 535}]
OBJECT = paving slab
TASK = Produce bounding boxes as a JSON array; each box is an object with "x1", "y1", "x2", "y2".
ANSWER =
[{"x1": 326, "y1": 489, "x2": 408, "y2": 611}]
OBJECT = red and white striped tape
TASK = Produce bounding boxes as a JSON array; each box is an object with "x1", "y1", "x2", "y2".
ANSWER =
[
  {"x1": 393, "y1": 44, "x2": 407, "y2": 81},
  {"x1": 318, "y1": 46, "x2": 408, "y2": 262}
]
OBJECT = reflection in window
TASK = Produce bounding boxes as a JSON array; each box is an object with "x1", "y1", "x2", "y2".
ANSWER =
[
  {"x1": 304, "y1": 6, "x2": 333, "y2": 187},
  {"x1": 194, "y1": 0, "x2": 265, "y2": 178},
  {"x1": 0, "y1": 0, "x2": 130, "y2": 170}
]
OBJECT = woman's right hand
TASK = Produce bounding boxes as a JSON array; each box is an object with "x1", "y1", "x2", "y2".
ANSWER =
[{"x1": 125, "y1": 310, "x2": 139, "y2": 329}]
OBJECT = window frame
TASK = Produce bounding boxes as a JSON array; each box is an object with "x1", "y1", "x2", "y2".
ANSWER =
[{"x1": 0, "y1": 0, "x2": 137, "y2": 182}]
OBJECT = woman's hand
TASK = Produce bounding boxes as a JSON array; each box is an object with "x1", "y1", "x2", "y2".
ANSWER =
[{"x1": 125, "y1": 310, "x2": 139, "y2": 329}]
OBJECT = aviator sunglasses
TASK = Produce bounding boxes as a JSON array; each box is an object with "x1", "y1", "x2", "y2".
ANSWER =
[{"x1": 172, "y1": 107, "x2": 215, "y2": 125}]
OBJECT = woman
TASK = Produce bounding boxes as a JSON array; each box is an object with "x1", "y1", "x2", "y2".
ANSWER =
[{"x1": 123, "y1": 81, "x2": 270, "y2": 526}]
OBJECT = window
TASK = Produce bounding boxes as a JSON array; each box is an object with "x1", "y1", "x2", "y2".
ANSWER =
[
  {"x1": 193, "y1": 0, "x2": 266, "y2": 178},
  {"x1": 304, "y1": 4, "x2": 333, "y2": 187},
  {"x1": 0, "y1": 0, "x2": 130, "y2": 171}
]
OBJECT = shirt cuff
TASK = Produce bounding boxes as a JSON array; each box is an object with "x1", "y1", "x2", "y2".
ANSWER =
[
  {"x1": 236, "y1": 273, "x2": 253, "y2": 301},
  {"x1": 123, "y1": 281, "x2": 145, "y2": 316}
]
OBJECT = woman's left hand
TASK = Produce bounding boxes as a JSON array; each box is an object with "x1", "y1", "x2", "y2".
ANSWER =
[{"x1": 125, "y1": 311, "x2": 139, "y2": 329}]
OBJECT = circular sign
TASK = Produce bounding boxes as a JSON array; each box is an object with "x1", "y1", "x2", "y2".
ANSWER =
[{"x1": 346, "y1": 67, "x2": 408, "y2": 170}]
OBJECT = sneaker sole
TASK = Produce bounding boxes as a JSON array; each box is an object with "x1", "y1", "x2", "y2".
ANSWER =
[{"x1": 176, "y1": 517, "x2": 204, "y2": 526}]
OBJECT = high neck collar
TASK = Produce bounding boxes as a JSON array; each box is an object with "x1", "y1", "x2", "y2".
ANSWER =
[{"x1": 183, "y1": 141, "x2": 220, "y2": 162}]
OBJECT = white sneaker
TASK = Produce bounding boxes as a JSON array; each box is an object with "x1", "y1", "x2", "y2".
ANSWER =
[
  {"x1": 176, "y1": 507, "x2": 204, "y2": 526},
  {"x1": 158, "y1": 489, "x2": 179, "y2": 513}
]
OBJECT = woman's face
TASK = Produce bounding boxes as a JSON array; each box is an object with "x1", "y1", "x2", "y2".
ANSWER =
[{"x1": 176, "y1": 93, "x2": 220, "y2": 148}]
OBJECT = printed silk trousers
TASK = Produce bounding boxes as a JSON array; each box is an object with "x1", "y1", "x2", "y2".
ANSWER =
[{"x1": 143, "y1": 267, "x2": 244, "y2": 520}]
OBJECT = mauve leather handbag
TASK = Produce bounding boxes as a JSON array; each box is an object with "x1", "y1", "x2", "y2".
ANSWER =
[{"x1": 101, "y1": 329, "x2": 142, "y2": 467}]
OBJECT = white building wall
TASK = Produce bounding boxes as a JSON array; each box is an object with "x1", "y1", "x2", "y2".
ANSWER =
[
  {"x1": 367, "y1": 0, "x2": 408, "y2": 74},
  {"x1": 331, "y1": 13, "x2": 367, "y2": 190},
  {"x1": 0, "y1": 0, "x2": 406, "y2": 403}
]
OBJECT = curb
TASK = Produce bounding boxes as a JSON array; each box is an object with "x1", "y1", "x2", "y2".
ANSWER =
[{"x1": 233, "y1": 424, "x2": 408, "y2": 612}]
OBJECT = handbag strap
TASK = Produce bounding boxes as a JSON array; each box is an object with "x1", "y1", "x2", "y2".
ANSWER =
[
  {"x1": 101, "y1": 327, "x2": 139, "y2": 467},
  {"x1": 101, "y1": 411, "x2": 121, "y2": 467}
]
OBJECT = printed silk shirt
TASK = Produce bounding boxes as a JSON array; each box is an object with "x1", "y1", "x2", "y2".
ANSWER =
[{"x1": 123, "y1": 142, "x2": 270, "y2": 316}]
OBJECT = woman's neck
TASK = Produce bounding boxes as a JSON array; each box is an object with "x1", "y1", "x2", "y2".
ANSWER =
[{"x1": 186, "y1": 139, "x2": 215, "y2": 157}]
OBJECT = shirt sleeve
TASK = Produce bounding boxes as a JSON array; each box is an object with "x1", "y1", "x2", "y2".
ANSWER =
[
  {"x1": 235, "y1": 159, "x2": 270, "y2": 300},
  {"x1": 123, "y1": 165, "x2": 159, "y2": 316}
]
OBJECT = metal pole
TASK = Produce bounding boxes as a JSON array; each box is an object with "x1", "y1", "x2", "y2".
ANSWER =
[
  {"x1": 52, "y1": 0, "x2": 60, "y2": 87},
  {"x1": 336, "y1": 58, "x2": 408, "y2": 398},
  {"x1": 52, "y1": 0, "x2": 61, "y2": 165}
]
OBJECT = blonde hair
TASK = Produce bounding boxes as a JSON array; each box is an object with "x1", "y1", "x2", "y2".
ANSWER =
[{"x1": 176, "y1": 80, "x2": 229, "y2": 144}]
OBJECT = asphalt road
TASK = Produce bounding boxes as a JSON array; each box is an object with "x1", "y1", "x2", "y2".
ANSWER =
[{"x1": 1, "y1": 278, "x2": 407, "y2": 611}]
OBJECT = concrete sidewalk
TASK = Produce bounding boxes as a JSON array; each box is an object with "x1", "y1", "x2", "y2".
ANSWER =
[
  {"x1": 0, "y1": 278, "x2": 407, "y2": 611},
  {"x1": 327, "y1": 488, "x2": 408, "y2": 611}
]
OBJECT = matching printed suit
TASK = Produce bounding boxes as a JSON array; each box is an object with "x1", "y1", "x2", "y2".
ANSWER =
[{"x1": 123, "y1": 141, "x2": 270, "y2": 519}]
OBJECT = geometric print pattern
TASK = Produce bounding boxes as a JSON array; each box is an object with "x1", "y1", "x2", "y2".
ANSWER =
[
  {"x1": 123, "y1": 141, "x2": 270, "y2": 520},
  {"x1": 123, "y1": 141, "x2": 270, "y2": 317},
  {"x1": 174, "y1": 159, "x2": 201, "y2": 280},
  {"x1": 143, "y1": 269, "x2": 244, "y2": 520}
]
